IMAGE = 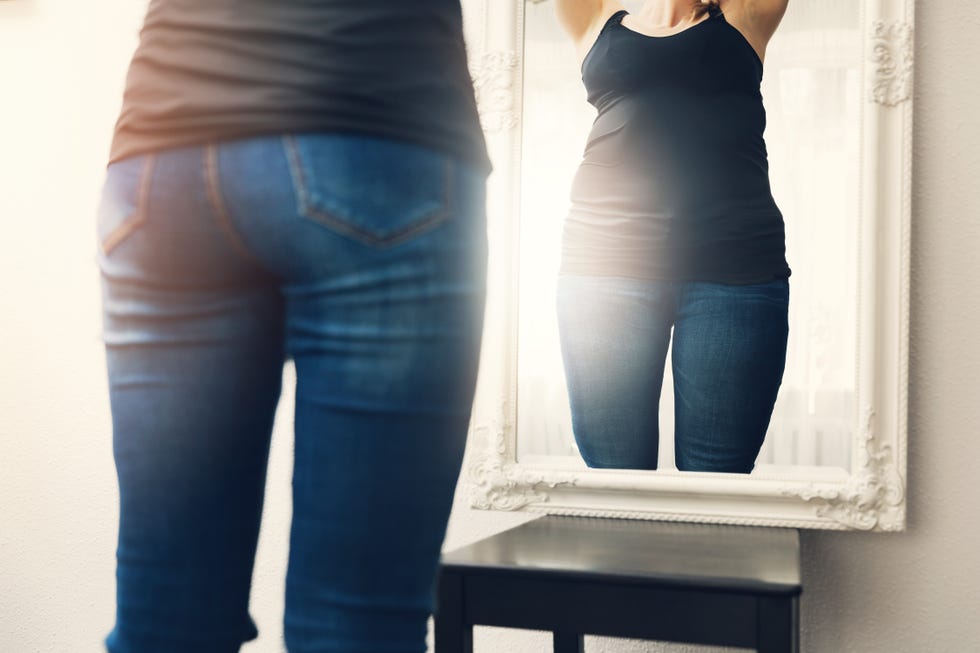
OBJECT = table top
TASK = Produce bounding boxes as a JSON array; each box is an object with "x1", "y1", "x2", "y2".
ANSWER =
[{"x1": 442, "y1": 516, "x2": 801, "y2": 595}]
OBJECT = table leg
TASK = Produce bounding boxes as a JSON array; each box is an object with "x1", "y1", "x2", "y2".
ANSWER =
[
  {"x1": 553, "y1": 631, "x2": 585, "y2": 653},
  {"x1": 756, "y1": 595, "x2": 799, "y2": 653},
  {"x1": 434, "y1": 568, "x2": 474, "y2": 653}
]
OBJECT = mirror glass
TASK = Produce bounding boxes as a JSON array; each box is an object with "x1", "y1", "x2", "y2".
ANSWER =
[{"x1": 516, "y1": 0, "x2": 863, "y2": 473}]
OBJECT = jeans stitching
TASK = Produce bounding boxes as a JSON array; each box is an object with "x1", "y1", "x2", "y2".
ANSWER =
[
  {"x1": 203, "y1": 144, "x2": 264, "y2": 264},
  {"x1": 282, "y1": 134, "x2": 454, "y2": 249},
  {"x1": 100, "y1": 154, "x2": 155, "y2": 255}
]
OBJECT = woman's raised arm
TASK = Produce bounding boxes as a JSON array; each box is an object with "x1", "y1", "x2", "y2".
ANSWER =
[
  {"x1": 555, "y1": 0, "x2": 610, "y2": 45},
  {"x1": 721, "y1": 0, "x2": 789, "y2": 47},
  {"x1": 554, "y1": 0, "x2": 622, "y2": 59}
]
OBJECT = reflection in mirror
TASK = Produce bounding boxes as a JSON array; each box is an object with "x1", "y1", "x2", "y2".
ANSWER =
[{"x1": 516, "y1": 0, "x2": 861, "y2": 474}]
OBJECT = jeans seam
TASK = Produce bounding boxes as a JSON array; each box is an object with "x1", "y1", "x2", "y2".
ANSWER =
[
  {"x1": 203, "y1": 144, "x2": 264, "y2": 264},
  {"x1": 100, "y1": 153, "x2": 156, "y2": 255},
  {"x1": 282, "y1": 134, "x2": 455, "y2": 249}
]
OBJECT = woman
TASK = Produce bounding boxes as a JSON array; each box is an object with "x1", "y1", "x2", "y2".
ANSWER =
[
  {"x1": 96, "y1": 2, "x2": 489, "y2": 652},
  {"x1": 554, "y1": 0, "x2": 791, "y2": 473}
]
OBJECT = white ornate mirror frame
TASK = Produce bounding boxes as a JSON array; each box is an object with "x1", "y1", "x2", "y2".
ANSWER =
[{"x1": 461, "y1": 0, "x2": 913, "y2": 531}]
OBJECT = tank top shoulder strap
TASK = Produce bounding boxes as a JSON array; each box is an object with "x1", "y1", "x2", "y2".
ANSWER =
[
  {"x1": 598, "y1": 9, "x2": 629, "y2": 35},
  {"x1": 706, "y1": 3, "x2": 723, "y2": 18}
]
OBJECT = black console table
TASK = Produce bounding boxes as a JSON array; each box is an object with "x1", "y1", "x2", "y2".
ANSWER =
[{"x1": 435, "y1": 516, "x2": 800, "y2": 652}]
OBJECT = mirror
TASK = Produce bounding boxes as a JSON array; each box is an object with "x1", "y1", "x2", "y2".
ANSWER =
[
  {"x1": 463, "y1": 0, "x2": 911, "y2": 530},
  {"x1": 518, "y1": 0, "x2": 860, "y2": 473}
]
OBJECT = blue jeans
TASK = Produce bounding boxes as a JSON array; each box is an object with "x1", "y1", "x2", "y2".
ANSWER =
[
  {"x1": 556, "y1": 275, "x2": 789, "y2": 473},
  {"x1": 96, "y1": 133, "x2": 487, "y2": 653}
]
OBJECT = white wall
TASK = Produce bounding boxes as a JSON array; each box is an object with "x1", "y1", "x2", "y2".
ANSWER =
[{"x1": 2, "y1": 1, "x2": 978, "y2": 652}]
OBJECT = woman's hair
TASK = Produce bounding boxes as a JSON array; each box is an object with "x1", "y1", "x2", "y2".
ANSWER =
[{"x1": 691, "y1": 0, "x2": 722, "y2": 19}]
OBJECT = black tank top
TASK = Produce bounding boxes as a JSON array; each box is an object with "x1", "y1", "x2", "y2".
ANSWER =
[
  {"x1": 109, "y1": 0, "x2": 490, "y2": 174},
  {"x1": 561, "y1": 6, "x2": 791, "y2": 283}
]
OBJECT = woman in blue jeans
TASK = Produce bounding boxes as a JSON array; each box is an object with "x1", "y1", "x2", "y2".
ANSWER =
[
  {"x1": 556, "y1": 0, "x2": 792, "y2": 473},
  {"x1": 97, "y1": 3, "x2": 489, "y2": 652}
]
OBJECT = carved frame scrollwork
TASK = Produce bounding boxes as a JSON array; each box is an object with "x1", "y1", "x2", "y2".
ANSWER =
[
  {"x1": 460, "y1": 0, "x2": 913, "y2": 531},
  {"x1": 870, "y1": 18, "x2": 914, "y2": 106},
  {"x1": 470, "y1": 50, "x2": 520, "y2": 133}
]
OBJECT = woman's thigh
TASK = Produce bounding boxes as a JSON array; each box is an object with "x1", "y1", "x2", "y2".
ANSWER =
[
  {"x1": 671, "y1": 279, "x2": 790, "y2": 473},
  {"x1": 556, "y1": 275, "x2": 676, "y2": 470}
]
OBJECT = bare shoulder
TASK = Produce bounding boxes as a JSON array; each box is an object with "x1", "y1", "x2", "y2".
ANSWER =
[{"x1": 718, "y1": 0, "x2": 790, "y2": 63}]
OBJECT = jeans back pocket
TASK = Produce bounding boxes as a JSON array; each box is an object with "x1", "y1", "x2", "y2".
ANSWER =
[
  {"x1": 283, "y1": 134, "x2": 454, "y2": 248},
  {"x1": 97, "y1": 154, "x2": 155, "y2": 255}
]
